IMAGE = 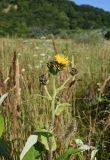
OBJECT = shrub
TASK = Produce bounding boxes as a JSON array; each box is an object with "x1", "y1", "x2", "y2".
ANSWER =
[{"x1": 105, "y1": 28, "x2": 110, "y2": 40}]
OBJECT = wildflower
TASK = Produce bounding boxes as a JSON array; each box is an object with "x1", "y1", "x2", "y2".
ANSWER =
[
  {"x1": 18, "y1": 53, "x2": 21, "y2": 56},
  {"x1": 54, "y1": 54, "x2": 69, "y2": 66},
  {"x1": 47, "y1": 54, "x2": 69, "y2": 75},
  {"x1": 70, "y1": 67, "x2": 77, "y2": 76},
  {"x1": 21, "y1": 68, "x2": 25, "y2": 72},
  {"x1": 35, "y1": 46, "x2": 39, "y2": 50},
  {"x1": 47, "y1": 60, "x2": 58, "y2": 75},
  {"x1": 40, "y1": 60, "x2": 43, "y2": 64},
  {"x1": 85, "y1": 56, "x2": 89, "y2": 60},
  {"x1": 40, "y1": 53, "x2": 45, "y2": 57},
  {"x1": 39, "y1": 74, "x2": 48, "y2": 85},
  {"x1": 35, "y1": 65, "x2": 40, "y2": 69},
  {"x1": 46, "y1": 39, "x2": 51, "y2": 42},
  {"x1": 33, "y1": 54, "x2": 37, "y2": 57},
  {"x1": 41, "y1": 36, "x2": 46, "y2": 40}
]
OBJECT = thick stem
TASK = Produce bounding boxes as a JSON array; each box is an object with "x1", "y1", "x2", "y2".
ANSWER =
[
  {"x1": 51, "y1": 76, "x2": 56, "y2": 130},
  {"x1": 48, "y1": 76, "x2": 56, "y2": 160}
]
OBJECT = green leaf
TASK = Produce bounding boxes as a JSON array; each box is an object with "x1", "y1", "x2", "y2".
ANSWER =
[
  {"x1": 35, "y1": 129, "x2": 52, "y2": 138},
  {"x1": 0, "y1": 93, "x2": 8, "y2": 106},
  {"x1": 35, "y1": 129, "x2": 56, "y2": 151},
  {"x1": 23, "y1": 146, "x2": 40, "y2": 160},
  {"x1": 77, "y1": 152, "x2": 84, "y2": 160},
  {"x1": 0, "y1": 115, "x2": 4, "y2": 137},
  {"x1": 55, "y1": 103, "x2": 71, "y2": 116},
  {"x1": 40, "y1": 134, "x2": 56, "y2": 151},
  {"x1": 0, "y1": 138, "x2": 12, "y2": 160},
  {"x1": 91, "y1": 149, "x2": 98, "y2": 160},
  {"x1": 58, "y1": 148, "x2": 82, "y2": 160},
  {"x1": 20, "y1": 135, "x2": 38, "y2": 160},
  {"x1": 75, "y1": 139, "x2": 84, "y2": 146},
  {"x1": 20, "y1": 129, "x2": 57, "y2": 160}
]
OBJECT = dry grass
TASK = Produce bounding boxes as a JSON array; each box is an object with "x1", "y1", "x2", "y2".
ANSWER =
[{"x1": 0, "y1": 38, "x2": 110, "y2": 159}]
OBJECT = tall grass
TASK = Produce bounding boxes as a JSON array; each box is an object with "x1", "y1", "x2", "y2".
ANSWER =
[{"x1": 0, "y1": 37, "x2": 110, "y2": 159}]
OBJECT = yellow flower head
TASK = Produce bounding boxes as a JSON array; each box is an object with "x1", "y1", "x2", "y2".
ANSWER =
[{"x1": 54, "y1": 54, "x2": 69, "y2": 65}]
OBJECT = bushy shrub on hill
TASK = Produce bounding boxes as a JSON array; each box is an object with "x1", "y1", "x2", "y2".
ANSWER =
[{"x1": 105, "y1": 28, "x2": 110, "y2": 40}]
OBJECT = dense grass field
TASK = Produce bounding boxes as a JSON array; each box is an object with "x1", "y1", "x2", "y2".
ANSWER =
[{"x1": 0, "y1": 37, "x2": 110, "y2": 160}]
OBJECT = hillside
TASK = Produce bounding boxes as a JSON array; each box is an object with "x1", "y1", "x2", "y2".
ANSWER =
[{"x1": 0, "y1": 0, "x2": 110, "y2": 37}]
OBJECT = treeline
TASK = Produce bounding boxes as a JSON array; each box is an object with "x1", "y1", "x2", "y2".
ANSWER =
[{"x1": 0, "y1": 0, "x2": 110, "y2": 37}]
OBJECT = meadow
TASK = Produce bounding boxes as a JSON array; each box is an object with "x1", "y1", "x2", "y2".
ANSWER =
[{"x1": 0, "y1": 37, "x2": 110, "y2": 160}]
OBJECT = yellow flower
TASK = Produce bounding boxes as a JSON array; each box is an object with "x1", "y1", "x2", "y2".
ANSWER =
[{"x1": 54, "y1": 54, "x2": 69, "y2": 65}]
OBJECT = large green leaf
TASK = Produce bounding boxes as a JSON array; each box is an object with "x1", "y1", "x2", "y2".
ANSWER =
[
  {"x1": 23, "y1": 146, "x2": 40, "y2": 160},
  {"x1": 0, "y1": 93, "x2": 8, "y2": 106},
  {"x1": 0, "y1": 115, "x2": 4, "y2": 137},
  {"x1": 0, "y1": 138, "x2": 12, "y2": 160},
  {"x1": 35, "y1": 129, "x2": 56, "y2": 151},
  {"x1": 20, "y1": 135, "x2": 38, "y2": 160},
  {"x1": 55, "y1": 103, "x2": 71, "y2": 116},
  {"x1": 20, "y1": 129, "x2": 57, "y2": 160}
]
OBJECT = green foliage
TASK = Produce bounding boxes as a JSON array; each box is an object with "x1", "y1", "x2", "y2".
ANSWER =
[
  {"x1": 91, "y1": 149, "x2": 98, "y2": 160},
  {"x1": 35, "y1": 129, "x2": 56, "y2": 151},
  {"x1": 20, "y1": 129, "x2": 56, "y2": 160},
  {"x1": 0, "y1": 115, "x2": 4, "y2": 137},
  {"x1": 58, "y1": 148, "x2": 83, "y2": 160},
  {"x1": 23, "y1": 146, "x2": 40, "y2": 160},
  {"x1": 104, "y1": 28, "x2": 110, "y2": 40},
  {"x1": 72, "y1": 30, "x2": 104, "y2": 44},
  {"x1": 0, "y1": 0, "x2": 110, "y2": 37},
  {"x1": 20, "y1": 135, "x2": 38, "y2": 160},
  {"x1": 55, "y1": 103, "x2": 71, "y2": 116},
  {"x1": 0, "y1": 93, "x2": 7, "y2": 140},
  {"x1": 15, "y1": 22, "x2": 29, "y2": 37},
  {"x1": 0, "y1": 138, "x2": 12, "y2": 160},
  {"x1": 0, "y1": 93, "x2": 8, "y2": 106}
]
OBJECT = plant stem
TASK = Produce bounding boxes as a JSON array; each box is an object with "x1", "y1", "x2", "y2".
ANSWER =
[
  {"x1": 44, "y1": 86, "x2": 52, "y2": 100},
  {"x1": 57, "y1": 75, "x2": 72, "y2": 93},
  {"x1": 48, "y1": 76, "x2": 56, "y2": 160},
  {"x1": 51, "y1": 75, "x2": 56, "y2": 130},
  {"x1": 48, "y1": 75, "x2": 73, "y2": 160}
]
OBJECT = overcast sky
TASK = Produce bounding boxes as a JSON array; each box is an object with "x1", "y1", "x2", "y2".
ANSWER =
[{"x1": 73, "y1": 0, "x2": 110, "y2": 11}]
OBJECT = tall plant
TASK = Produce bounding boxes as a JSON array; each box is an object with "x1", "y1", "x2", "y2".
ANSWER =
[{"x1": 20, "y1": 53, "x2": 77, "y2": 160}]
